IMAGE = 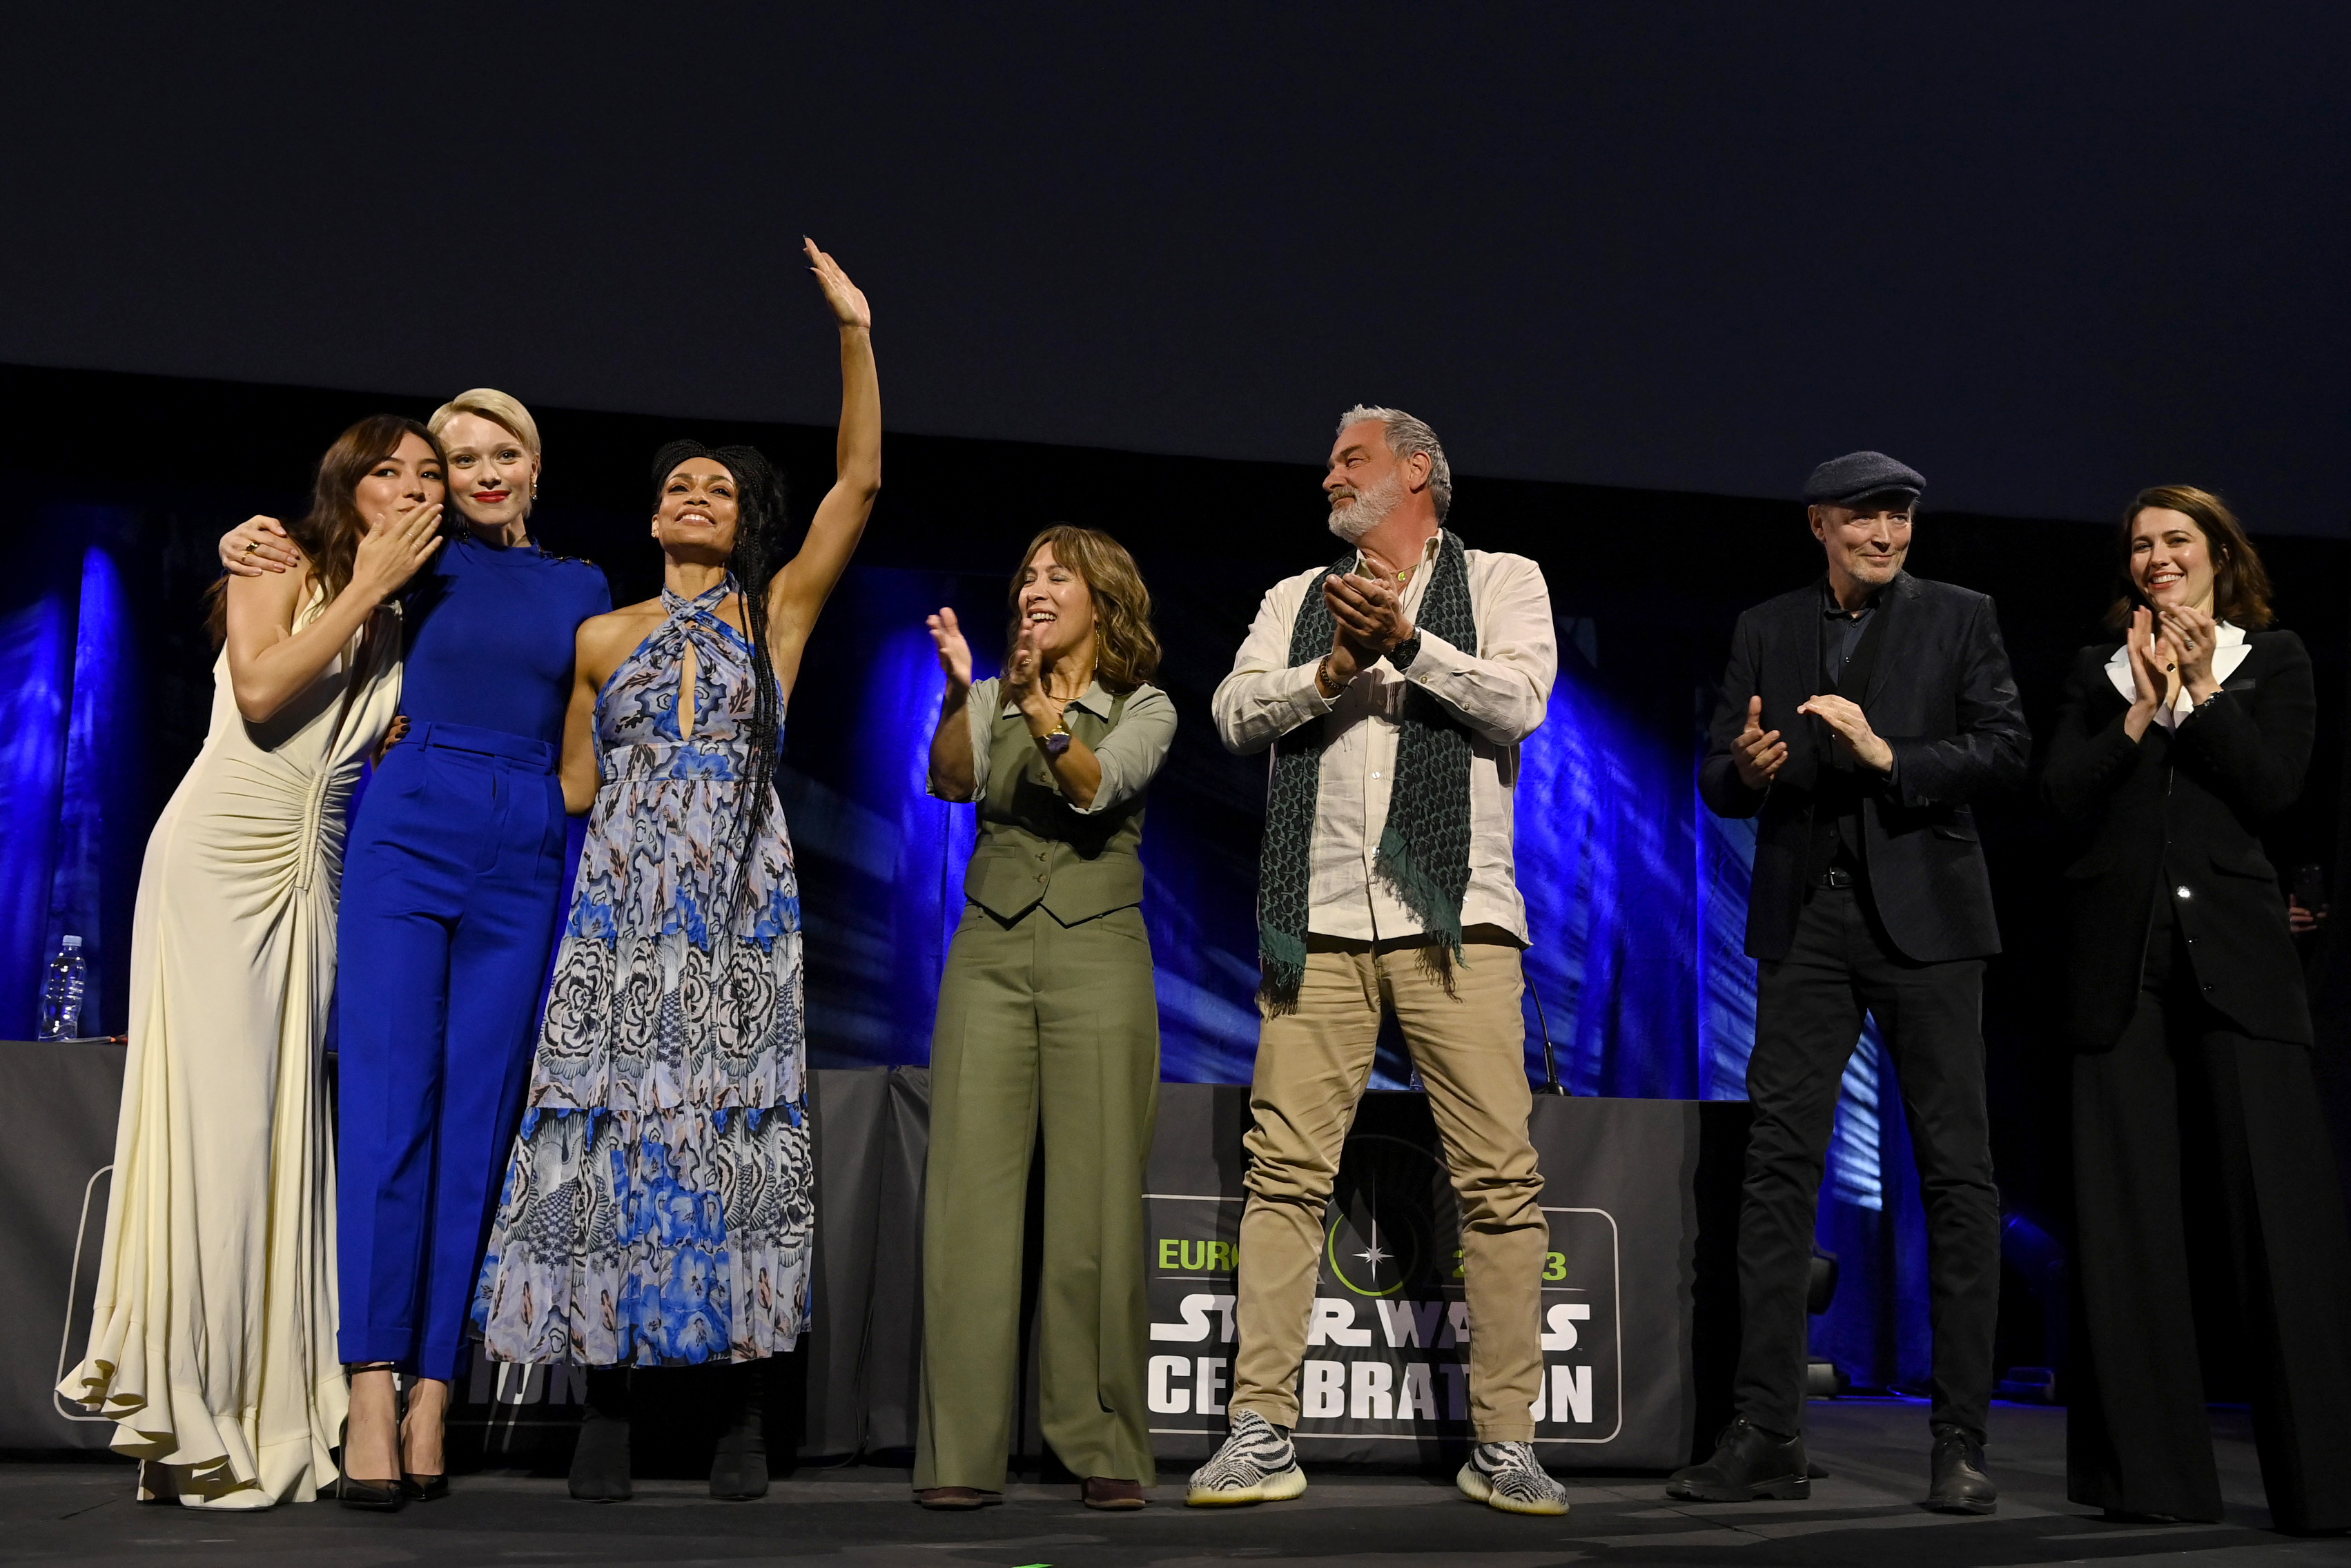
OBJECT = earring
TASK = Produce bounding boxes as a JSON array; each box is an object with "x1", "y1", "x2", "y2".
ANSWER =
[{"x1": 531, "y1": 480, "x2": 539, "y2": 500}]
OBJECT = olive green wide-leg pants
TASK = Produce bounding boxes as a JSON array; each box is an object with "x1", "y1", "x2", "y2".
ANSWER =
[{"x1": 915, "y1": 901, "x2": 1160, "y2": 1491}]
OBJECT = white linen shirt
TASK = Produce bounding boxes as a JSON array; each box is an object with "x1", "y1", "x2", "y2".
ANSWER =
[
  {"x1": 1212, "y1": 536, "x2": 1556, "y2": 942},
  {"x1": 930, "y1": 676, "x2": 1177, "y2": 814}
]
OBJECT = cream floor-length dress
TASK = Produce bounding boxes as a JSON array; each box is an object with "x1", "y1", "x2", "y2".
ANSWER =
[{"x1": 59, "y1": 597, "x2": 399, "y2": 1508}]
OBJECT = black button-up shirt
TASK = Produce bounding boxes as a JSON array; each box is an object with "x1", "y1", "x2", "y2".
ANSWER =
[
  {"x1": 1811, "y1": 581, "x2": 1886, "y2": 879},
  {"x1": 1822, "y1": 581, "x2": 1882, "y2": 684}
]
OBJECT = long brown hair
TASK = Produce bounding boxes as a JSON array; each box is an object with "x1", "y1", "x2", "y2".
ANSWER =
[
  {"x1": 2103, "y1": 484, "x2": 2275, "y2": 631},
  {"x1": 1004, "y1": 525, "x2": 1162, "y2": 694},
  {"x1": 206, "y1": 415, "x2": 445, "y2": 647}
]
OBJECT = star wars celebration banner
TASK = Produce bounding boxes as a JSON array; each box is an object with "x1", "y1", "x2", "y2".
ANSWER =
[{"x1": 1142, "y1": 1086, "x2": 1745, "y2": 1470}]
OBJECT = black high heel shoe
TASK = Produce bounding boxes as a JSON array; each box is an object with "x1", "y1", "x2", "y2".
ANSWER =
[
  {"x1": 339, "y1": 1364, "x2": 407, "y2": 1512},
  {"x1": 400, "y1": 1378, "x2": 450, "y2": 1502}
]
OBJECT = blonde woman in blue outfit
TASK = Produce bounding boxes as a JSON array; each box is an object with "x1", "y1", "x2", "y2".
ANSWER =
[{"x1": 221, "y1": 393, "x2": 609, "y2": 1509}]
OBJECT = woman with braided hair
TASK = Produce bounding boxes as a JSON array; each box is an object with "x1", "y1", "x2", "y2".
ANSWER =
[{"x1": 471, "y1": 242, "x2": 877, "y2": 1502}]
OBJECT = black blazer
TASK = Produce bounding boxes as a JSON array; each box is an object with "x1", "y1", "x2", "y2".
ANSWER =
[
  {"x1": 2040, "y1": 629, "x2": 2314, "y2": 1049},
  {"x1": 1701, "y1": 573, "x2": 2029, "y2": 963}
]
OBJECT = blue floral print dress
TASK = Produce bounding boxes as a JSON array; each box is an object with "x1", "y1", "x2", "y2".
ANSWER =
[{"x1": 475, "y1": 578, "x2": 811, "y2": 1366}]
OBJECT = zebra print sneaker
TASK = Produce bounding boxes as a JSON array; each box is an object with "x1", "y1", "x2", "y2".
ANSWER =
[
  {"x1": 1186, "y1": 1409, "x2": 1307, "y2": 1506},
  {"x1": 1458, "y1": 1442, "x2": 1570, "y2": 1516}
]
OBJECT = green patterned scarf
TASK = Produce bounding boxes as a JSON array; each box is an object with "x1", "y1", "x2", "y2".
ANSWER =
[{"x1": 1257, "y1": 530, "x2": 1478, "y2": 1013}]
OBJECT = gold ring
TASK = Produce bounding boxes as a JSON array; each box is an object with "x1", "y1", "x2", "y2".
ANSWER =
[{"x1": 243, "y1": 540, "x2": 258, "y2": 553}]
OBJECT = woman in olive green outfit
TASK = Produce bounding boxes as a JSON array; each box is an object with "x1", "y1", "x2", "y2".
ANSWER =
[{"x1": 915, "y1": 526, "x2": 1174, "y2": 1511}]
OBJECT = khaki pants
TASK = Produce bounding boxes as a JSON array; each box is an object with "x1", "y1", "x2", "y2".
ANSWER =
[
  {"x1": 1231, "y1": 941, "x2": 1548, "y2": 1442},
  {"x1": 915, "y1": 901, "x2": 1160, "y2": 1491}
]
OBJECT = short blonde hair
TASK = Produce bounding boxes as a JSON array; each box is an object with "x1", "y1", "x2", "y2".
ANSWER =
[{"x1": 429, "y1": 387, "x2": 541, "y2": 455}]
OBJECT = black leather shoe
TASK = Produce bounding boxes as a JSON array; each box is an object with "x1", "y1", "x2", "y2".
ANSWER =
[
  {"x1": 400, "y1": 1473, "x2": 449, "y2": 1502},
  {"x1": 337, "y1": 1474, "x2": 406, "y2": 1511},
  {"x1": 1666, "y1": 1419, "x2": 1809, "y2": 1502},
  {"x1": 1926, "y1": 1425, "x2": 1997, "y2": 1515}
]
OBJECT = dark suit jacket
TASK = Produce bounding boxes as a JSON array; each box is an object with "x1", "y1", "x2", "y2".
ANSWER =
[
  {"x1": 2040, "y1": 629, "x2": 2314, "y2": 1049},
  {"x1": 1701, "y1": 573, "x2": 2030, "y2": 962}
]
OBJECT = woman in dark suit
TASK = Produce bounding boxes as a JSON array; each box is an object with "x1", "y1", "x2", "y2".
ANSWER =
[{"x1": 2044, "y1": 485, "x2": 2351, "y2": 1532}]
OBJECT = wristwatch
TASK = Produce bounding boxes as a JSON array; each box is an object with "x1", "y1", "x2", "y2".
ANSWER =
[
  {"x1": 1040, "y1": 718, "x2": 1073, "y2": 757},
  {"x1": 1388, "y1": 630, "x2": 1424, "y2": 671}
]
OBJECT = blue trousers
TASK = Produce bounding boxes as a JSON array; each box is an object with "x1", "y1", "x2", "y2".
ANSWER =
[{"x1": 336, "y1": 721, "x2": 566, "y2": 1379}]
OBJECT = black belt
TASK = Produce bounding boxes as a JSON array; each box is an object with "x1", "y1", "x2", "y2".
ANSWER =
[
  {"x1": 1815, "y1": 865, "x2": 1858, "y2": 890},
  {"x1": 1306, "y1": 923, "x2": 1524, "y2": 955}
]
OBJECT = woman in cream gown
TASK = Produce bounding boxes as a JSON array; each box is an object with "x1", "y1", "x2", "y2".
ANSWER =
[{"x1": 58, "y1": 416, "x2": 447, "y2": 1508}]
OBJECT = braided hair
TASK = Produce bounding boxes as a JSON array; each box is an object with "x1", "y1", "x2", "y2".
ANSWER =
[{"x1": 650, "y1": 440, "x2": 788, "y2": 910}]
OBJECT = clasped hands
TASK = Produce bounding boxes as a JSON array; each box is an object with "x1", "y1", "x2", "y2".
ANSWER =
[
  {"x1": 1730, "y1": 692, "x2": 1893, "y2": 790},
  {"x1": 2124, "y1": 602, "x2": 2220, "y2": 718},
  {"x1": 999, "y1": 623, "x2": 1067, "y2": 735},
  {"x1": 1317, "y1": 551, "x2": 1416, "y2": 696}
]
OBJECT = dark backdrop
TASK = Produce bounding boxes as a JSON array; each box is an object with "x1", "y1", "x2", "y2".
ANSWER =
[
  {"x1": 4, "y1": 360, "x2": 2345, "y2": 1398},
  {"x1": 1, "y1": 4, "x2": 2346, "y2": 533}
]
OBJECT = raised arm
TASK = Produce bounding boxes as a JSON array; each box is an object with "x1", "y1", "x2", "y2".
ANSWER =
[
  {"x1": 769, "y1": 239, "x2": 879, "y2": 703},
  {"x1": 224, "y1": 504, "x2": 442, "y2": 723}
]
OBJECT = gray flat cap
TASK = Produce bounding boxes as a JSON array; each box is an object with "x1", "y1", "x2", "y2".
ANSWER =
[{"x1": 1803, "y1": 451, "x2": 1925, "y2": 508}]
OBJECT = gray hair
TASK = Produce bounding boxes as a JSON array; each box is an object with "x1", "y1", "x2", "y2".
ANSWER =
[{"x1": 1336, "y1": 405, "x2": 1452, "y2": 520}]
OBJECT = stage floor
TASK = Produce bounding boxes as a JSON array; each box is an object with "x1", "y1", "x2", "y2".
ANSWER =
[{"x1": 4, "y1": 1399, "x2": 2343, "y2": 1567}]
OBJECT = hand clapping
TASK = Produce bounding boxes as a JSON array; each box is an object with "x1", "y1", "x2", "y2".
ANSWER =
[
  {"x1": 2158, "y1": 602, "x2": 2220, "y2": 698},
  {"x1": 1001, "y1": 623, "x2": 1064, "y2": 732},
  {"x1": 1323, "y1": 551, "x2": 1414, "y2": 657},
  {"x1": 926, "y1": 607, "x2": 973, "y2": 693},
  {"x1": 1797, "y1": 692, "x2": 1893, "y2": 774},
  {"x1": 2125, "y1": 607, "x2": 2171, "y2": 713}
]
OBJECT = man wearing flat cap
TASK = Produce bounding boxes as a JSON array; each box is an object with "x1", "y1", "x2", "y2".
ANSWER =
[{"x1": 1672, "y1": 452, "x2": 2028, "y2": 1513}]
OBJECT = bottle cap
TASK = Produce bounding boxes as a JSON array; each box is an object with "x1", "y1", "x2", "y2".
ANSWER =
[{"x1": 61, "y1": 934, "x2": 81, "y2": 950}]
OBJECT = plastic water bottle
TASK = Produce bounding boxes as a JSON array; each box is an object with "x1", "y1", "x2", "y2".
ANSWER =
[{"x1": 37, "y1": 934, "x2": 87, "y2": 1041}]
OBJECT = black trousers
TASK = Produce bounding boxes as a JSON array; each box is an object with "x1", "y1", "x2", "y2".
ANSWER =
[
  {"x1": 1735, "y1": 883, "x2": 2000, "y2": 1442},
  {"x1": 2067, "y1": 898, "x2": 2351, "y2": 1531}
]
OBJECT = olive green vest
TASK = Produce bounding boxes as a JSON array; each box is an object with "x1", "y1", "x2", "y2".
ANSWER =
[{"x1": 964, "y1": 689, "x2": 1147, "y2": 923}]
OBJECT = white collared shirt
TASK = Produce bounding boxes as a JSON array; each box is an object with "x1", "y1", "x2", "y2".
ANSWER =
[
  {"x1": 1212, "y1": 535, "x2": 1556, "y2": 943},
  {"x1": 2105, "y1": 620, "x2": 2250, "y2": 730},
  {"x1": 932, "y1": 676, "x2": 1176, "y2": 814}
]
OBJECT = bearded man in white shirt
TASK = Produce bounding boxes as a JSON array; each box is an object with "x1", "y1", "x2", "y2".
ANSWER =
[{"x1": 1187, "y1": 406, "x2": 1565, "y2": 1516}]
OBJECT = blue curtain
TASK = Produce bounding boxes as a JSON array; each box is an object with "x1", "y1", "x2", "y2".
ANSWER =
[
  {"x1": 2, "y1": 549, "x2": 1924, "y2": 1386},
  {"x1": 0, "y1": 516, "x2": 140, "y2": 1039},
  {"x1": 1516, "y1": 654, "x2": 1701, "y2": 1098}
]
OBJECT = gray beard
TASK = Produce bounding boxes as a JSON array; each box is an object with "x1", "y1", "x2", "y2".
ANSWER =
[{"x1": 1326, "y1": 471, "x2": 1405, "y2": 545}]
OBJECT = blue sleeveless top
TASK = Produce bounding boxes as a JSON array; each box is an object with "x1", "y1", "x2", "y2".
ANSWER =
[{"x1": 400, "y1": 531, "x2": 612, "y2": 743}]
